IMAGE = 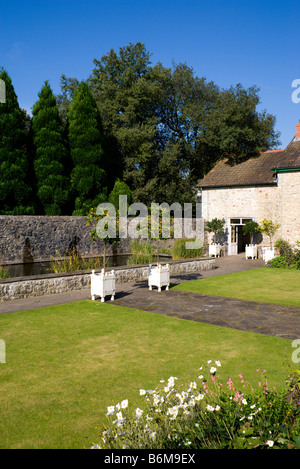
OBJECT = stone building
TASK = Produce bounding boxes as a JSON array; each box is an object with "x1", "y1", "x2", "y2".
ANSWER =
[{"x1": 196, "y1": 120, "x2": 300, "y2": 255}]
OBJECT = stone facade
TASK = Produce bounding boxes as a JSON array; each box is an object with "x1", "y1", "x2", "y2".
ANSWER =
[
  {"x1": 0, "y1": 258, "x2": 215, "y2": 302},
  {"x1": 201, "y1": 170, "x2": 300, "y2": 252}
]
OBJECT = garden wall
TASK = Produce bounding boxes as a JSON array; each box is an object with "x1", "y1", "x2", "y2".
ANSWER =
[
  {"x1": 0, "y1": 257, "x2": 215, "y2": 302},
  {"x1": 0, "y1": 215, "x2": 205, "y2": 264}
]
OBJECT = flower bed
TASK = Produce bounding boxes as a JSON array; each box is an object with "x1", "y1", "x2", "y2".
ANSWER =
[{"x1": 92, "y1": 360, "x2": 300, "y2": 450}]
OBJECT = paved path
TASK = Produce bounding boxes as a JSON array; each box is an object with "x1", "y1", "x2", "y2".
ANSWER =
[{"x1": 1, "y1": 254, "x2": 300, "y2": 340}]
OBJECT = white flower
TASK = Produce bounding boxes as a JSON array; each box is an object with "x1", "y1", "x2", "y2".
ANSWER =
[
  {"x1": 207, "y1": 360, "x2": 212, "y2": 364},
  {"x1": 140, "y1": 389, "x2": 146, "y2": 395},
  {"x1": 164, "y1": 386, "x2": 170, "y2": 393},
  {"x1": 121, "y1": 399, "x2": 128, "y2": 409},
  {"x1": 195, "y1": 393, "x2": 204, "y2": 401},
  {"x1": 135, "y1": 408, "x2": 143, "y2": 418},
  {"x1": 190, "y1": 381, "x2": 197, "y2": 389},
  {"x1": 150, "y1": 432, "x2": 156, "y2": 441},
  {"x1": 206, "y1": 405, "x2": 214, "y2": 411},
  {"x1": 116, "y1": 411, "x2": 123, "y2": 421},
  {"x1": 106, "y1": 405, "x2": 115, "y2": 415},
  {"x1": 167, "y1": 406, "x2": 179, "y2": 419},
  {"x1": 215, "y1": 405, "x2": 221, "y2": 411},
  {"x1": 266, "y1": 440, "x2": 274, "y2": 447},
  {"x1": 242, "y1": 398, "x2": 247, "y2": 405},
  {"x1": 250, "y1": 404, "x2": 256, "y2": 409},
  {"x1": 198, "y1": 375, "x2": 204, "y2": 380},
  {"x1": 215, "y1": 360, "x2": 221, "y2": 367},
  {"x1": 210, "y1": 367, "x2": 217, "y2": 374},
  {"x1": 91, "y1": 444, "x2": 101, "y2": 449}
]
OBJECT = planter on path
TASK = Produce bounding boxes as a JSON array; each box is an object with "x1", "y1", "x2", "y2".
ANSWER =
[
  {"x1": 91, "y1": 269, "x2": 115, "y2": 302},
  {"x1": 148, "y1": 263, "x2": 170, "y2": 292}
]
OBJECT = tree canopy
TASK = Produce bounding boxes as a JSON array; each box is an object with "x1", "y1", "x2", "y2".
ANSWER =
[
  {"x1": 57, "y1": 42, "x2": 280, "y2": 207},
  {"x1": 32, "y1": 81, "x2": 70, "y2": 215},
  {"x1": 0, "y1": 69, "x2": 34, "y2": 214}
]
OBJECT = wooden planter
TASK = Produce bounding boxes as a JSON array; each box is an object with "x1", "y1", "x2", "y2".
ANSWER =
[
  {"x1": 245, "y1": 244, "x2": 258, "y2": 259},
  {"x1": 91, "y1": 269, "x2": 115, "y2": 302},
  {"x1": 148, "y1": 264, "x2": 170, "y2": 292},
  {"x1": 209, "y1": 243, "x2": 222, "y2": 257}
]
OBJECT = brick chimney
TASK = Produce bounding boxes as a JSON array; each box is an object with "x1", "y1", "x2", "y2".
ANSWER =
[{"x1": 296, "y1": 120, "x2": 300, "y2": 138}]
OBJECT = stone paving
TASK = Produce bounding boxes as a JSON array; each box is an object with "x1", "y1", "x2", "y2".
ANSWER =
[{"x1": 1, "y1": 254, "x2": 300, "y2": 341}]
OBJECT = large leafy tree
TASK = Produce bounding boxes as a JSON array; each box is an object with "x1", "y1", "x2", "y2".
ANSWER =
[
  {"x1": 32, "y1": 81, "x2": 70, "y2": 215},
  {"x1": 57, "y1": 42, "x2": 280, "y2": 206},
  {"x1": 67, "y1": 81, "x2": 107, "y2": 215},
  {"x1": 0, "y1": 69, "x2": 34, "y2": 214}
]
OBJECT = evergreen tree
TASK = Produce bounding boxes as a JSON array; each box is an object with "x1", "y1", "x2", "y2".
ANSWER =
[
  {"x1": 0, "y1": 69, "x2": 34, "y2": 214},
  {"x1": 68, "y1": 81, "x2": 107, "y2": 215},
  {"x1": 32, "y1": 81, "x2": 70, "y2": 215}
]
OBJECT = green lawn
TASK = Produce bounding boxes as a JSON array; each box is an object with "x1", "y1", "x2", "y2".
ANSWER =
[
  {"x1": 0, "y1": 300, "x2": 294, "y2": 449},
  {"x1": 173, "y1": 268, "x2": 300, "y2": 307}
]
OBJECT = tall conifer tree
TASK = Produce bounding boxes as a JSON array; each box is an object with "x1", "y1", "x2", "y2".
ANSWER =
[
  {"x1": 68, "y1": 82, "x2": 106, "y2": 215},
  {"x1": 0, "y1": 69, "x2": 34, "y2": 214},
  {"x1": 32, "y1": 81, "x2": 70, "y2": 215}
]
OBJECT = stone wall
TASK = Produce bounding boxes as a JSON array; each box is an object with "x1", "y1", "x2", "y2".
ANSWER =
[
  {"x1": 0, "y1": 215, "x2": 205, "y2": 264},
  {"x1": 0, "y1": 257, "x2": 215, "y2": 302}
]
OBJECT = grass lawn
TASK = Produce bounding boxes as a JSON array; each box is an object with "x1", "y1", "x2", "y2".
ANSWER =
[
  {"x1": 0, "y1": 299, "x2": 295, "y2": 449},
  {"x1": 173, "y1": 268, "x2": 300, "y2": 307}
]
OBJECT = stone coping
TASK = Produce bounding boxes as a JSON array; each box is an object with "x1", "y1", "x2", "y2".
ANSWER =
[{"x1": 0, "y1": 257, "x2": 213, "y2": 285}]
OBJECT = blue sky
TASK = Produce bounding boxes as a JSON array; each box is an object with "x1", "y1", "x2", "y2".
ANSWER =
[{"x1": 1, "y1": 0, "x2": 299, "y2": 148}]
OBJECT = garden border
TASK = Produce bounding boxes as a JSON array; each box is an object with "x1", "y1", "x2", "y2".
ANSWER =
[{"x1": 0, "y1": 257, "x2": 215, "y2": 302}]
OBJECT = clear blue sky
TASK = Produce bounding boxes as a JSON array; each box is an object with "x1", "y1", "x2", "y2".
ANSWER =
[{"x1": 1, "y1": 0, "x2": 299, "y2": 148}]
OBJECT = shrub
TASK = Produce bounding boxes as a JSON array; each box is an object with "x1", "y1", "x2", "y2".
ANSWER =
[
  {"x1": 91, "y1": 362, "x2": 300, "y2": 450},
  {"x1": 50, "y1": 248, "x2": 104, "y2": 273},
  {"x1": 172, "y1": 239, "x2": 203, "y2": 260},
  {"x1": 127, "y1": 240, "x2": 155, "y2": 265},
  {"x1": 0, "y1": 265, "x2": 9, "y2": 279},
  {"x1": 266, "y1": 256, "x2": 289, "y2": 269}
]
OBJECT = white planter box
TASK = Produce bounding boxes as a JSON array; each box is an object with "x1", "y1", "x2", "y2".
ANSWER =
[
  {"x1": 91, "y1": 269, "x2": 115, "y2": 302},
  {"x1": 148, "y1": 264, "x2": 170, "y2": 292},
  {"x1": 209, "y1": 243, "x2": 222, "y2": 257},
  {"x1": 262, "y1": 248, "x2": 276, "y2": 264},
  {"x1": 245, "y1": 244, "x2": 258, "y2": 259}
]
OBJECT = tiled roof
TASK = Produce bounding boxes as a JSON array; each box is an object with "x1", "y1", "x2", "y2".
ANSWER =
[{"x1": 197, "y1": 138, "x2": 300, "y2": 188}]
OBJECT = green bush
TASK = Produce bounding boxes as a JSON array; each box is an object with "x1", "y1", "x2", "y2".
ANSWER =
[
  {"x1": 266, "y1": 239, "x2": 300, "y2": 270},
  {"x1": 172, "y1": 239, "x2": 203, "y2": 260},
  {"x1": 0, "y1": 265, "x2": 9, "y2": 279},
  {"x1": 92, "y1": 362, "x2": 300, "y2": 450},
  {"x1": 127, "y1": 240, "x2": 155, "y2": 265},
  {"x1": 266, "y1": 256, "x2": 289, "y2": 269}
]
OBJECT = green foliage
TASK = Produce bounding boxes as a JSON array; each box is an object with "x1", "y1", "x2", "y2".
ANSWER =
[
  {"x1": 93, "y1": 362, "x2": 300, "y2": 449},
  {"x1": 205, "y1": 218, "x2": 225, "y2": 242},
  {"x1": 108, "y1": 179, "x2": 132, "y2": 210},
  {"x1": 68, "y1": 82, "x2": 107, "y2": 215},
  {"x1": 259, "y1": 219, "x2": 280, "y2": 248},
  {"x1": 172, "y1": 239, "x2": 203, "y2": 260},
  {"x1": 0, "y1": 265, "x2": 9, "y2": 279},
  {"x1": 267, "y1": 239, "x2": 300, "y2": 270},
  {"x1": 0, "y1": 69, "x2": 34, "y2": 214},
  {"x1": 243, "y1": 221, "x2": 261, "y2": 244},
  {"x1": 32, "y1": 81, "x2": 70, "y2": 215},
  {"x1": 49, "y1": 248, "x2": 104, "y2": 273},
  {"x1": 266, "y1": 255, "x2": 289, "y2": 269},
  {"x1": 127, "y1": 240, "x2": 155, "y2": 265},
  {"x1": 58, "y1": 42, "x2": 279, "y2": 205}
]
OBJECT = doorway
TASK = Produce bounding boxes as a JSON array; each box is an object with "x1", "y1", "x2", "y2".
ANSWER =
[{"x1": 229, "y1": 218, "x2": 252, "y2": 255}]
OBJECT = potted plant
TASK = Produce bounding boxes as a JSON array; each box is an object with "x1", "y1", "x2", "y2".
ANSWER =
[
  {"x1": 205, "y1": 218, "x2": 225, "y2": 257},
  {"x1": 243, "y1": 221, "x2": 261, "y2": 259},
  {"x1": 87, "y1": 207, "x2": 120, "y2": 301},
  {"x1": 259, "y1": 219, "x2": 280, "y2": 262}
]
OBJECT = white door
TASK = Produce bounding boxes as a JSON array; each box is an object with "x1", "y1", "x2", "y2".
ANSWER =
[{"x1": 229, "y1": 225, "x2": 238, "y2": 255}]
